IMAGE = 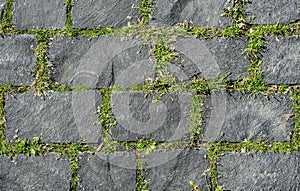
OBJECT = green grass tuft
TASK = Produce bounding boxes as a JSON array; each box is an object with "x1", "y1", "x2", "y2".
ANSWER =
[
  {"x1": 2, "y1": 0, "x2": 14, "y2": 31},
  {"x1": 139, "y1": 0, "x2": 153, "y2": 24}
]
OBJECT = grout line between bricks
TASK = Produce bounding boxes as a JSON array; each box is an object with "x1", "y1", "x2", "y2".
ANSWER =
[
  {"x1": 0, "y1": 92, "x2": 6, "y2": 151},
  {"x1": 189, "y1": 94, "x2": 203, "y2": 145},
  {"x1": 139, "y1": 0, "x2": 153, "y2": 25},
  {"x1": 65, "y1": 0, "x2": 74, "y2": 30},
  {"x1": 136, "y1": 150, "x2": 148, "y2": 191},
  {"x1": 33, "y1": 30, "x2": 52, "y2": 94},
  {"x1": 1, "y1": 24, "x2": 299, "y2": 38},
  {"x1": 291, "y1": 86, "x2": 300, "y2": 145},
  {"x1": 1, "y1": 0, "x2": 14, "y2": 31}
]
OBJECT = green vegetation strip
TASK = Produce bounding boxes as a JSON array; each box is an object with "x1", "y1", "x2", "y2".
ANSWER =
[
  {"x1": 65, "y1": 0, "x2": 74, "y2": 29},
  {"x1": 1, "y1": 0, "x2": 14, "y2": 31},
  {"x1": 139, "y1": 0, "x2": 153, "y2": 24}
]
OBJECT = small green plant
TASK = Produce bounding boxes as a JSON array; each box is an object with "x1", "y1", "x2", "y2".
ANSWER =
[
  {"x1": 33, "y1": 29, "x2": 52, "y2": 94},
  {"x1": 99, "y1": 88, "x2": 116, "y2": 128},
  {"x1": 139, "y1": 0, "x2": 153, "y2": 24},
  {"x1": 4, "y1": 136, "x2": 43, "y2": 156},
  {"x1": 2, "y1": 0, "x2": 14, "y2": 31},
  {"x1": 65, "y1": 0, "x2": 74, "y2": 29},
  {"x1": 189, "y1": 94, "x2": 203, "y2": 144},
  {"x1": 136, "y1": 157, "x2": 148, "y2": 191},
  {"x1": 100, "y1": 139, "x2": 119, "y2": 154},
  {"x1": 190, "y1": 181, "x2": 223, "y2": 191},
  {"x1": 137, "y1": 139, "x2": 157, "y2": 155},
  {"x1": 190, "y1": 181, "x2": 201, "y2": 191},
  {"x1": 224, "y1": 0, "x2": 249, "y2": 30}
]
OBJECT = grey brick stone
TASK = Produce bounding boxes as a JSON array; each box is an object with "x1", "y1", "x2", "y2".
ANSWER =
[
  {"x1": 143, "y1": 149, "x2": 210, "y2": 191},
  {"x1": 72, "y1": 0, "x2": 141, "y2": 29},
  {"x1": 150, "y1": 0, "x2": 232, "y2": 28},
  {"x1": 5, "y1": 91, "x2": 102, "y2": 143},
  {"x1": 110, "y1": 92, "x2": 192, "y2": 142},
  {"x1": 218, "y1": 152, "x2": 300, "y2": 190},
  {"x1": 77, "y1": 152, "x2": 136, "y2": 191},
  {"x1": 13, "y1": 0, "x2": 66, "y2": 30},
  {"x1": 201, "y1": 91, "x2": 294, "y2": 142},
  {"x1": 0, "y1": 0, "x2": 5, "y2": 21},
  {"x1": 169, "y1": 37, "x2": 249, "y2": 81},
  {"x1": 48, "y1": 36, "x2": 155, "y2": 88},
  {"x1": 0, "y1": 35, "x2": 36, "y2": 86},
  {"x1": 261, "y1": 36, "x2": 300, "y2": 85},
  {"x1": 245, "y1": 0, "x2": 300, "y2": 24},
  {"x1": 0, "y1": 154, "x2": 71, "y2": 191}
]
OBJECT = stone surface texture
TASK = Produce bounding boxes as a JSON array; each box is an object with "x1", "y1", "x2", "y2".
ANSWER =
[
  {"x1": 48, "y1": 36, "x2": 155, "y2": 88},
  {"x1": 143, "y1": 149, "x2": 210, "y2": 191},
  {"x1": 201, "y1": 91, "x2": 294, "y2": 142},
  {"x1": 110, "y1": 92, "x2": 192, "y2": 142},
  {"x1": 0, "y1": 35, "x2": 36, "y2": 86},
  {"x1": 1, "y1": 1, "x2": 300, "y2": 190},
  {"x1": 77, "y1": 152, "x2": 136, "y2": 191},
  {"x1": 170, "y1": 37, "x2": 249, "y2": 81},
  {"x1": 72, "y1": 0, "x2": 141, "y2": 29},
  {"x1": 5, "y1": 91, "x2": 102, "y2": 143},
  {"x1": 218, "y1": 152, "x2": 300, "y2": 190},
  {"x1": 261, "y1": 36, "x2": 300, "y2": 85},
  {"x1": 150, "y1": 0, "x2": 232, "y2": 28},
  {"x1": 245, "y1": 0, "x2": 300, "y2": 24},
  {"x1": 13, "y1": 0, "x2": 66, "y2": 30},
  {"x1": 0, "y1": 154, "x2": 71, "y2": 191}
]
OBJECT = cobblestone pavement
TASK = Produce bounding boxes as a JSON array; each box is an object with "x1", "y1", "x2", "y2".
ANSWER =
[{"x1": 0, "y1": 0, "x2": 300, "y2": 191}]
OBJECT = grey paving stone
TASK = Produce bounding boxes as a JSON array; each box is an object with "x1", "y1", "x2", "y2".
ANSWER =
[
  {"x1": 0, "y1": 35, "x2": 36, "y2": 86},
  {"x1": 0, "y1": 154, "x2": 71, "y2": 191},
  {"x1": 261, "y1": 36, "x2": 300, "y2": 85},
  {"x1": 48, "y1": 36, "x2": 155, "y2": 88},
  {"x1": 13, "y1": 0, "x2": 66, "y2": 30},
  {"x1": 143, "y1": 149, "x2": 210, "y2": 191},
  {"x1": 245, "y1": 0, "x2": 300, "y2": 24},
  {"x1": 150, "y1": 0, "x2": 232, "y2": 28},
  {"x1": 218, "y1": 152, "x2": 300, "y2": 191},
  {"x1": 169, "y1": 37, "x2": 249, "y2": 81},
  {"x1": 77, "y1": 152, "x2": 136, "y2": 191},
  {"x1": 5, "y1": 91, "x2": 102, "y2": 143},
  {"x1": 0, "y1": 0, "x2": 5, "y2": 21},
  {"x1": 72, "y1": 0, "x2": 141, "y2": 29},
  {"x1": 110, "y1": 92, "x2": 192, "y2": 142},
  {"x1": 201, "y1": 91, "x2": 294, "y2": 142}
]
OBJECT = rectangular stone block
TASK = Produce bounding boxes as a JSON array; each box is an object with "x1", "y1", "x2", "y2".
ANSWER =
[
  {"x1": 77, "y1": 152, "x2": 136, "y2": 191},
  {"x1": 0, "y1": 0, "x2": 5, "y2": 21},
  {"x1": 169, "y1": 37, "x2": 249, "y2": 81},
  {"x1": 48, "y1": 36, "x2": 155, "y2": 88},
  {"x1": 110, "y1": 92, "x2": 192, "y2": 142},
  {"x1": 201, "y1": 91, "x2": 294, "y2": 142},
  {"x1": 5, "y1": 91, "x2": 102, "y2": 143},
  {"x1": 261, "y1": 36, "x2": 300, "y2": 85},
  {"x1": 218, "y1": 152, "x2": 300, "y2": 190},
  {"x1": 150, "y1": 0, "x2": 232, "y2": 28},
  {"x1": 0, "y1": 154, "x2": 71, "y2": 191},
  {"x1": 245, "y1": 0, "x2": 300, "y2": 24},
  {"x1": 143, "y1": 149, "x2": 210, "y2": 191},
  {"x1": 0, "y1": 35, "x2": 36, "y2": 86},
  {"x1": 72, "y1": 0, "x2": 141, "y2": 29},
  {"x1": 13, "y1": 0, "x2": 66, "y2": 30}
]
